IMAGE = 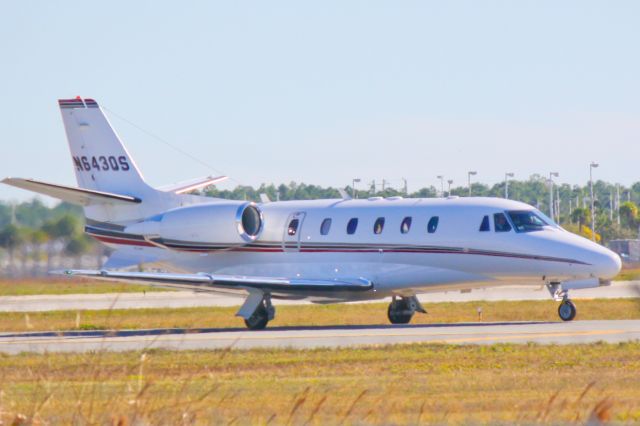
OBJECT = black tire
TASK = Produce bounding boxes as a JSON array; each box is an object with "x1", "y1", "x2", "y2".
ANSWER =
[
  {"x1": 558, "y1": 300, "x2": 577, "y2": 322},
  {"x1": 244, "y1": 303, "x2": 269, "y2": 330},
  {"x1": 387, "y1": 301, "x2": 413, "y2": 324}
]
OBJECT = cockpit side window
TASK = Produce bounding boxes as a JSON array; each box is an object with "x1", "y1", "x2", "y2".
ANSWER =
[
  {"x1": 373, "y1": 217, "x2": 385, "y2": 234},
  {"x1": 479, "y1": 215, "x2": 490, "y2": 232},
  {"x1": 493, "y1": 213, "x2": 511, "y2": 232},
  {"x1": 507, "y1": 210, "x2": 549, "y2": 233}
]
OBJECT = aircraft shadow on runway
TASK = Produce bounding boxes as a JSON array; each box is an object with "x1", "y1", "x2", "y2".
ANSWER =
[{"x1": 0, "y1": 321, "x2": 558, "y2": 340}]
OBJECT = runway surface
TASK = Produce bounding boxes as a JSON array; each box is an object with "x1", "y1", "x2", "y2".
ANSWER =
[
  {"x1": 0, "y1": 320, "x2": 638, "y2": 354},
  {"x1": 1, "y1": 281, "x2": 638, "y2": 312}
]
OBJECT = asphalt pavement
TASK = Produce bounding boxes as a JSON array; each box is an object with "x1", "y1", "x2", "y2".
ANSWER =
[{"x1": 0, "y1": 320, "x2": 638, "y2": 354}]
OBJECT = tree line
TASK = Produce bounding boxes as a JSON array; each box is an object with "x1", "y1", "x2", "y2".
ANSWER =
[
  {"x1": 0, "y1": 176, "x2": 638, "y2": 276},
  {"x1": 0, "y1": 201, "x2": 98, "y2": 276}
]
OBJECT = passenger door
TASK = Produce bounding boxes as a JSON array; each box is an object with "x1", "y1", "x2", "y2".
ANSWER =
[{"x1": 282, "y1": 212, "x2": 306, "y2": 252}]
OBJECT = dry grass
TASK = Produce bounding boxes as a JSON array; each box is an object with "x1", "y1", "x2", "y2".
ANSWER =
[
  {"x1": 0, "y1": 343, "x2": 638, "y2": 424},
  {"x1": 616, "y1": 267, "x2": 640, "y2": 281},
  {"x1": 0, "y1": 298, "x2": 639, "y2": 332},
  {"x1": 0, "y1": 278, "x2": 163, "y2": 296}
]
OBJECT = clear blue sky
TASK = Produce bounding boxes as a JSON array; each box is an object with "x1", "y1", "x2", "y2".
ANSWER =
[{"x1": 1, "y1": 1, "x2": 638, "y2": 201}]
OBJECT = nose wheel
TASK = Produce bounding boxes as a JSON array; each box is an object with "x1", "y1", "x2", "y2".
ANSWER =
[{"x1": 558, "y1": 299, "x2": 577, "y2": 321}]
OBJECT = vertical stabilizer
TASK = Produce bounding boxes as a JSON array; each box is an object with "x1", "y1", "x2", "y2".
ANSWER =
[{"x1": 59, "y1": 97, "x2": 151, "y2": 196}]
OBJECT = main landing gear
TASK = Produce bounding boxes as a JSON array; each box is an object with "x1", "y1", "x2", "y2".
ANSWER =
[
  {"x1": 237, "y1": 292, "x2": 275, "y2": 330},
  {"x1": 547, "y1": 283, "x2": 577, "y2": 322},
  {"x1": 387, "y1": 295, "x2": 427, "y2": 324}
]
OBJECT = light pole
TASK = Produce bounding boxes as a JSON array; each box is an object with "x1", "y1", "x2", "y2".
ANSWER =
[
  {"x1": 616, "y1": 184, "x2": 621, "y2": 225},
  {"x1": 437, "y1": 175, "x2": 444, "y2": 197},
  {"x1": 467, "y1": 171, "x2": 477, "y2": 196},
  {"x1": 589, "y1": 162, "x2": 599, "y2": 241},
  {"x1": 351, "y1": 178, "x2": 361, "y2": 199},
  {"x1": 609, "y1": 192, "x2": 613, "y2": 221},
  {"x1": 447, "y1": 179, "x2": 453, "y2": 196},
  {"x1": 548, "y1": 172, "x2": 559, "y2": 220},
  {"x1": 504, "y1": 172, "x2": 514, "y2": 199}
]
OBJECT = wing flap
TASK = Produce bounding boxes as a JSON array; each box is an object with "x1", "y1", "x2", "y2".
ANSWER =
[
  {"x1": 2, "y1": 178, "x2": 140, "y2": 206},
  {"x1": 53, "y1": 269, "x2": 374, "y2": 293}
]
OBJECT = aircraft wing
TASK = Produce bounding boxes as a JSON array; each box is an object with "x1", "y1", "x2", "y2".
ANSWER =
[
  {"x1": 53, "y1": 269, "x2": 374, "y2": 293},
  {"x1": 2, "y1": 178, "x2": 140, "y2": 206}
]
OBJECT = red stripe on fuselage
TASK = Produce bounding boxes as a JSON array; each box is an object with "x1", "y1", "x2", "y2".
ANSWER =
[{"x1": 92, "y1": 235, "x2": 155, "y2": 247}]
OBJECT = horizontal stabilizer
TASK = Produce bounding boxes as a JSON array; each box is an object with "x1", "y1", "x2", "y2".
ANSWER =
[
  {"x1": 54, "y1": 269, "x2": 374, "y2": 293},
  {"x1": 2, "y1": 178, "x2": 141, "y2": 206},
  {"x1": 159, "y1": 175, "x2": 228, "y2": 194}
]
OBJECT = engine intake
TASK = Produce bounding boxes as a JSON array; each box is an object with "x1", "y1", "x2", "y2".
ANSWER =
[{"x1": 237, "y1": 203, "x2": 263, "y2": 241}]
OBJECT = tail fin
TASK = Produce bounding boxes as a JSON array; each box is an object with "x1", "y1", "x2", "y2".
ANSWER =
[
  {"x1": 2, "y1": 98, "x2": 217, "y2": 225},
  {"x1": 59, "y1": 97, "x2": 151, "y2": 196}
]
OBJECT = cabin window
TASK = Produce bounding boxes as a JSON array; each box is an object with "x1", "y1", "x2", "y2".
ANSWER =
[
  {"x1": 494, "y1": 213, "x2": 512, "y2": 232},
  {"x1": 320, "y1": 218, "x2": 332, "y2": 235},
  {"x1": 427, "y1": 216, "x2": 439, "y2": 233},
  {"x1": 479, "y1": 215, "x2": 490, "y2": 232},
  {"x1": 373, "y1": 217, "x2": 385, "y2": 234},
  {"x1": 400, "y1": 217, "x2": 412, "y2": 234},
  {"x1": 287, "y1": 218, "x2": 300, "y2": 236},
  {"x1": 347, "y1": 218, "x2": 358, "y2": 235}
]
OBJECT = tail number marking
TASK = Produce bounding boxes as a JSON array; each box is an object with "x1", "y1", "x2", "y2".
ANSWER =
[{"x1": 73, "y1": 156, "x2": 130, "y2": 172}]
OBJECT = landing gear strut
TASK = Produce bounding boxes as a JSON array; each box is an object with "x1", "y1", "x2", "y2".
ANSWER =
[
  {"x1": 387, "y1": 295, "x2": 426, "y2": 324},
  {"x1": 239, "y1": 293, "x2": 275, "y2": 330},
  {"x1": 547, "y1": 283, "x2": 577, "y2": 322}
]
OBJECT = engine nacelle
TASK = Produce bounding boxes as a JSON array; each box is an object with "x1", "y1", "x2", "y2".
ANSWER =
[{"x1": 125, "y1": 202, "x2": 263, "y2": 246}]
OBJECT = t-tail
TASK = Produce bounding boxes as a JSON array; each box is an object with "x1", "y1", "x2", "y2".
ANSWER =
[
  {"x1": 3, "y1": 97, "x2": 227, "y2": 225},
  {"x1": 59, "y1": 97, "x2": 152, "y2": 198}
]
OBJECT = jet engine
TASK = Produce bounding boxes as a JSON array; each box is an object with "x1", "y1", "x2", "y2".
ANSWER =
[{"x1": 125, "y1": 202, "x2": 263, "y2": 246}]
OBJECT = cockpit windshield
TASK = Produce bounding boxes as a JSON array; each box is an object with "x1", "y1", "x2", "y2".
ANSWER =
[{"x1": 507, "y1": 210, "x2": 550, "y2": 233}]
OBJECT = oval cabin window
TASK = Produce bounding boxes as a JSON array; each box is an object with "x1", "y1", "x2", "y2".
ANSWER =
[
  {"x1": 373, "y1": 217, "x2": 385, "y2": 234},
  {"x1": 320, "y1": 218, "x2": 332, "y2": 235},
  {"x1": 347, "y1": 218, "x2": 358, "y2": 235},
  {"x1": 427, "y1": 216, "x2": 439, "y2": 233},
  {"x1": 400, "y1": 217, "x2": 412, "y2": 234}
]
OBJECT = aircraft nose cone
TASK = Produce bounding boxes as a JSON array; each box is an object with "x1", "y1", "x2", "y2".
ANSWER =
[{"x1": 592, "y1": 248, "x2": 622, "y2": 280}]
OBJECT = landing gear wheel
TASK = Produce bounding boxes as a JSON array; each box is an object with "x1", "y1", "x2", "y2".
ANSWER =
[
  {"x1": 244, "y1": 303, "x2": 269, "y2": 330},
  {"x1": 387, "y1": 300, "x2": 413, "y2": 324},
  {"x1": 558, "y1": 299, "x2": 577, "y2": 322}
]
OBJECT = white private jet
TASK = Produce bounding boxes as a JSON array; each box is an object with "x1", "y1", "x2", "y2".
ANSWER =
[{"x1": 3, "y1": 97, "x2": 622, "y2": 329}]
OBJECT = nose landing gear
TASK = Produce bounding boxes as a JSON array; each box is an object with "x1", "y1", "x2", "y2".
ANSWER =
[
  {"x1": 558, "y1": 299, "x2": 577, "y2": 322},
  {"x1": 547, "y1": 282, "x2": 577, "y2": 322}
]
